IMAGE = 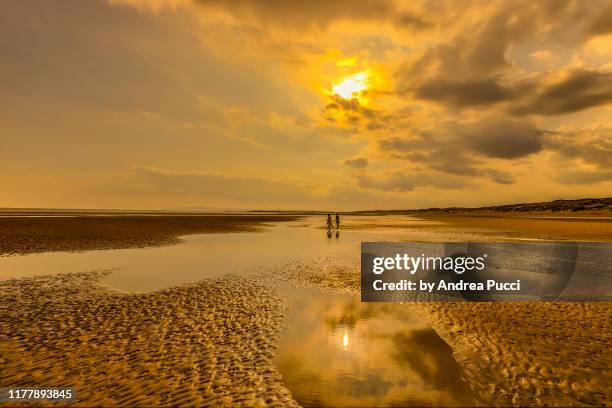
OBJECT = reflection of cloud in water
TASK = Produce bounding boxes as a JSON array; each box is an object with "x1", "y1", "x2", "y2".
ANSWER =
[
  {"x1": 275, "y1": 292, "x2": 477, "y2": 407},
  {"x1": 390, "y1": 329, "x2": 473, "y2": 396}
]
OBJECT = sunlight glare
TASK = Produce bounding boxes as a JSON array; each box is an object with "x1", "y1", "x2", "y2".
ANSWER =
[{"x1": 332, "y1": 71, "x2": 369, "y2": 99}]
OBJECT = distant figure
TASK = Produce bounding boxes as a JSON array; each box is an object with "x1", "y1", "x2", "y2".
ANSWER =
[
  {"x1": 335, "y1": 213, "x2": 340, "y2": 229},
  {"x1": 327, "y1": 214, "x2": 333, "y2": 230}
]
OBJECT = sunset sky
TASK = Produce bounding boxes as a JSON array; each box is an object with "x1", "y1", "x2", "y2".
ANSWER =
[{"x1": 1, "y1": 0, "x2": 611, "y2": 210}]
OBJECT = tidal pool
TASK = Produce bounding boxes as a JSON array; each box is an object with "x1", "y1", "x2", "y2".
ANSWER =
[{"x1": 275, "y1": 290, "x2": 477, "y2": 407}]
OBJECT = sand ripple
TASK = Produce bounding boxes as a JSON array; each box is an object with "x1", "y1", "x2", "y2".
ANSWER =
[
  {"x1": 274, "y1": 258, "x2": 612, "y2": 407},
  {"x1": 0, "y1": 271, "x2": 297, "y2": 407}
]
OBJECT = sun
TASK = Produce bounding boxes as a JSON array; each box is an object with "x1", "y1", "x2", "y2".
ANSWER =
[{"x1": 332, "y1": 71, "x2": 370, "y2": 99}]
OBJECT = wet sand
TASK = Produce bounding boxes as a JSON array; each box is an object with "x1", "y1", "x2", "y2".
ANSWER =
[
  {"x1": 428, "y1": 301, "x2": 611, "y2": 406},
  {"x1": 274, "y1": 257, "x2": 611, "y2": 407},
  {"x1": 418, "y1": 213, "x2": 612, "y2": 242},
  {"x1": 1, "y1": 214, "x2": 610, "y2": 407},
  {"x1": 0, "y1": 215, "x2": 299, "y2": 256},
  {"x1": 0, "y1": 271, "x2": 296, "y2": 407}
]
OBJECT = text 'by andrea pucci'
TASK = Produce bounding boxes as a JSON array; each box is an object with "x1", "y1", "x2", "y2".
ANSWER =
[{"x1": 371, "y1": 253, "x2": 521, "y2": 292}]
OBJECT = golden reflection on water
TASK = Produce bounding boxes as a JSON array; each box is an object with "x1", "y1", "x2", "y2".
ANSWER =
[{"x1": 275, "y1": 292, "x2": 476, "y2": 407}]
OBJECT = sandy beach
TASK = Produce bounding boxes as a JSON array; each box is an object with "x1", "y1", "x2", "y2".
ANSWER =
[
  {"x1": 1, "y1": 271, "x2": 296, "y2": 407},
  {"x1": 4, "y1": 1, "x2": 612, "y2": 405},
  {"x1": 0, "y1": 213, "x2": 610, "y2": 407}
]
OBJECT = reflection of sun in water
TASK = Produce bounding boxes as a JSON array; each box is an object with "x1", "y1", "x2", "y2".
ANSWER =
[
  {"x1": 342, "y1": 330, "x2": 349, "y2": 349},
  {"x1": 332, "y1": 71, "x2": 369, "y2": 99}
]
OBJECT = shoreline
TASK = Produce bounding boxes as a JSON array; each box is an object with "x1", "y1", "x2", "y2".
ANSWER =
[
  {"x1": 0, "y1": 215, "x2": 300, "y2": 256},
  {"x1": 2, "y1": 212, "x2": 610, "y2": 258}
]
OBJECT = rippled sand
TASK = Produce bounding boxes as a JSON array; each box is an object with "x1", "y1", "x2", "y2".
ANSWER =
[
  {"x1": 1, "y1": 213, "x2": 611, "y2": 407},
  {"x1": 1, "y1": 257, "x2": 610, "y2": 407},
  {"x1": 0, "y1": 271, "x2": 297, "y2": 407},
  {"x1": 272, "y1": 256, "x2": 612, "y2": 407}
]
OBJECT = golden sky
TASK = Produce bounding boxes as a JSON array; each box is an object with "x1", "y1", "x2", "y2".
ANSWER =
[{"x1": 1, "y1": 0, "x2": 611, "y2": 210}]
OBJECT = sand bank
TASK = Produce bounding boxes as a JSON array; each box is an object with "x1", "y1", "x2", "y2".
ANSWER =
[{"x1": 0, "y1": 215, "x2": 299, "y2": 256}]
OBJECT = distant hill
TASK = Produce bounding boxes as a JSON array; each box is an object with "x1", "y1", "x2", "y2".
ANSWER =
[
  {"x1": 413, "y1": 198, "x2": 612, "y2": 214},
  {"x1": 354, "y1": 198, "x2": 612, "y2": 215}
]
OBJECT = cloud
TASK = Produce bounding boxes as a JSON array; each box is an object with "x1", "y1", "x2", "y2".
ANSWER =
[
  {"x1": 343, "y1": 158, "x2": 369, "y2": 169},
  {"x1": 356, "y1": 170, "x2": 466, "y2": 192},
  {"x1": 586, "y1": 5, "x2": 612, "y2": 36},
  {"x1": 554, "y1": 169, "x2": 612, "y2": 184},
  {"x1": 0, "y1": 0, "x2": 301, "y2": 122},
  {"x1": 94, "y1": 167, "x2": 319, "y2": 205},
  {"x1": 460, "y1": 116, "x2": 543, "y2": 159},
  {"x1": 510, "y1": 69, "x2": 612, "y2": 115},
  {"x1": 193, "y1": 0, "x2": 431, "y2": 30},
  {"x1": 409, "y1": 66, "x2": 612, "y2": 116},
  {"x1": 377, "y1": 115, "x2": 543, "y2": 184},
  {"x1": 325, "y1": 95, "x2": 394, "y2": 130},
  {"x1": 429, "y1": 161, "x2": 516, "y2": 185},
  {"x1": 395, "y1": 1, "x2": 612, "y2": 116},
  {"x1": 415, "y1": 78, "x2": 512, "y2": 107},
  {"x1": 107, "y1": 0, "x2": 189, "y2": 13},
  {"x1": 545, "y1": 126, "x2": 612, "y2": 169},
  {"x1": 530, "y1": 50, "x2": 554, "y2": 62}
]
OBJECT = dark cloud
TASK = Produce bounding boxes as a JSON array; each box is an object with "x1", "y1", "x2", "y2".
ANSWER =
[
  {"x1": 343, "y1": 158, "x2": 369, "y2": 169},
  {"x1": 396, "y1": 0, "x2": 612, "y2": 116},
  {"x1": 510, "y1": 70, "x2": 612, "y2": 116},
  {"x1": 409, "y1": 68, "x2": 612, "y2": 116},
  {"x1": 376, "y1": 116, "x2": 545, "y2": 184},
  {"x1": 325, "y1": 95, "x2": 393, "y2": 130},
  {"x1": 415, "y1": 78, "x2": 512, "y2": 107},
  {"x1": 356, "y1": 170, "x2": 466, "y2": 192},
  {"x1": 430, "y1": 162, "x2": 515, "y2": 185},
  {"x1": 378, "y1": 121, "x2": 610, "y2": 188},
  {"x1": 461, "y1": 117, "x2": 543, "y2": 159}
]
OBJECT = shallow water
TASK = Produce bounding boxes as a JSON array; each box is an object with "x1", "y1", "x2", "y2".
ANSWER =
[
  {"x1": 275, "y1": 290, "x2": 476, "y2": 407},
  {"x1": 0, "y1": 215, "x2": 480, "y2": 292}
]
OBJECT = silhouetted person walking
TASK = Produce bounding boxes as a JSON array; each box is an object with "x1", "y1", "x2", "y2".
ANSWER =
[{"x1": 335, "y1": 213, "x2": 340, "y2": 229}]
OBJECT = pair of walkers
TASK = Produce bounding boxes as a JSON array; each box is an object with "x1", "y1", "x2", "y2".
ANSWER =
[{"x1": 327, "y1": 213, "x2": 340, "y2": 230}]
